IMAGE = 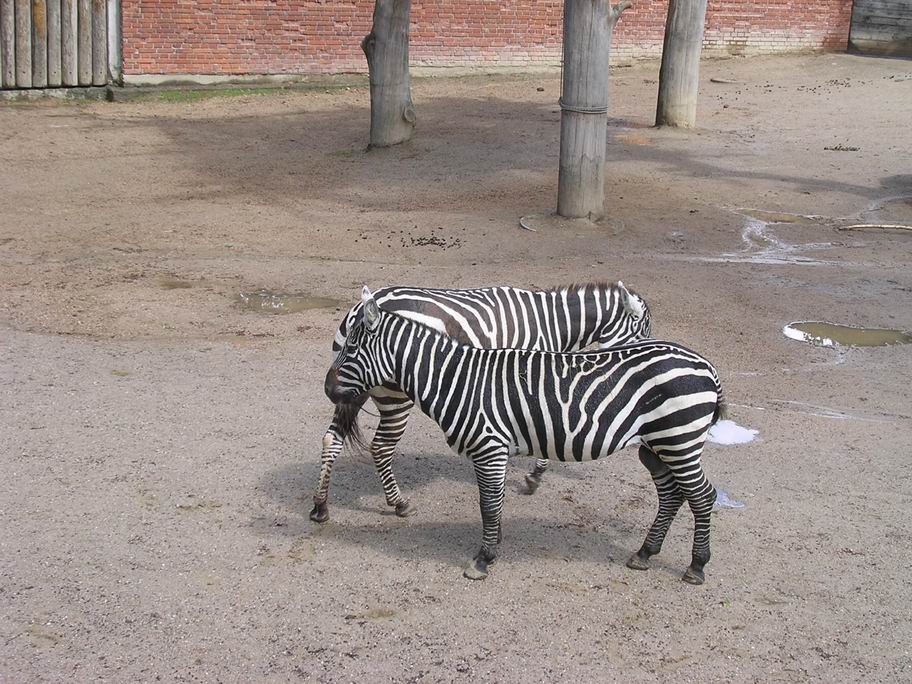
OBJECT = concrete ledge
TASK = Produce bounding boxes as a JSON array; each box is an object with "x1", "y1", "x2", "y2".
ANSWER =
[
  {"x1": 123, "y1": 73, "x2": 369, "y2": 87},
  {"x1": 0, "y1": 87, "x2": 111, "y2": 102}
]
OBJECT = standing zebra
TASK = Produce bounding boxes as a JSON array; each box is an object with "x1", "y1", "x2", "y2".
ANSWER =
[
  {"x1": 311, "y1": 281, "x2": 652, "y2": 523},
  {"x1": 325, "y1": 287, "x2": 724, "y2": 585}
]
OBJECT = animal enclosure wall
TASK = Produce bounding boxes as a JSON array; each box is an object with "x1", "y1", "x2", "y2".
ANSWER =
[
  {"x1": 120, "y1": 0, "x2": 854, "y2": 79},
  {"x1": 0, "y1": 0, "x2": 121, "y2": 88}
]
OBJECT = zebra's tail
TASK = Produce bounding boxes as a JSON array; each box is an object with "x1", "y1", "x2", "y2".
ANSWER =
[{"x1": 711, "y1": 368, "x2": 728, "y2": 425}]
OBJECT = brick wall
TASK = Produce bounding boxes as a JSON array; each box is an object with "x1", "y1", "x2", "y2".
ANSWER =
[{"x1": 122, "y1": 0, "x2": 853, "y2": 77}]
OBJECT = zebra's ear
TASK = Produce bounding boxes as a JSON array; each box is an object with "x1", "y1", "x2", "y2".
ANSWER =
[
  {"x1": 618, "y1": 281, "x2": 644, "y2": 318},
  {"x1": 362, "y1": 286, "x2": 380, "y2": 332}
]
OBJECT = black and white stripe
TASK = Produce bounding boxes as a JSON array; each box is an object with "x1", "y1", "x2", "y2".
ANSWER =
[
  {"x1": 325, "y1": 288, "x2": 723, "y2": 584},
  {"x1": 310, "y1": 281, "x2": 651, "y2": 523}
]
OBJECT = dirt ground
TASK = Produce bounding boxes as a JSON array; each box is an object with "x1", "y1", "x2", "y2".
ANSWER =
[{"x1": 2, "y1": 52, "x2": 912, "y2": 682}]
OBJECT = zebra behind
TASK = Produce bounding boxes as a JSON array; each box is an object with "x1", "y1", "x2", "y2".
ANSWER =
[
  {"x1": 311, "y1": 281, "x2": 652, "y2": 523},
  {"x1": 325, "y1": 287, "x2": 724, "y2": 585}
]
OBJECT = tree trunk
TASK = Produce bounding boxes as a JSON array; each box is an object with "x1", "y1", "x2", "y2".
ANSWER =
[
  {"x1": 362, "y1": 0, "x2": 415, "y2": 148},
  {"x1": 557, "y1": 0, "x2": 630, "y2": 220},
  {"x1": 655, "y1": 0, "x2": 708, "y2": 128}
]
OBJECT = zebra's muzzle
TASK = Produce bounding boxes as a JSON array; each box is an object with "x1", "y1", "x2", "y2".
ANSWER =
[{"x1": 324, "y1": 369, "x2": 360, "y2": 404}]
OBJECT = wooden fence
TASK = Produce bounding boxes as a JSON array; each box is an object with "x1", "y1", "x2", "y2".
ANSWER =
[
  {"x1": 849, "y1": 0, "x2": 912, "y2": 57},
  {"x1": 0, "y1": 0, "x2": 120, "y2": 88}
]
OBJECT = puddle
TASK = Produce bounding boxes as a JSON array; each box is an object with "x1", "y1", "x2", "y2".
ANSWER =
[
  {"x1": 159, "y1": 279, "x2": 195, "y2": 290},
  {"x1": 237, "y1": 290, "x2": 344, "y2": 314},
  {"x1": 690, "y1": 213, "x2": 843, "y2": 266},
  {"x1": 783, "y1": 321, "x2": 912, "y2": 348},
  {"x1": 738, "y1": 209, "x2": 819, "y2": 224}
]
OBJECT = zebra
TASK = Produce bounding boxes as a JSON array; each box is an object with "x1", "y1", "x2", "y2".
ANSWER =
[
  {"x1": 310, "y1": 281, "x2": 652, "y2": 524},
  {"x1": 325, "y1": 287, "x2": 725, "y2": 585}
]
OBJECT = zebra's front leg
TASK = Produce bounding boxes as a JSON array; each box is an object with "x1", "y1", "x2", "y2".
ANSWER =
[
  {"x1": 627, "y1": 446, "x2": 686, "y2": 571},
  {"x1": 523, "y1": 458, "x2": 549, "y2": 494},
  {"x1": 310, "y1": 426, "x2": 344, "y2": 523},
  {"x1": 370, "y1": 397, "x2": 417, "y2": 517},
  {"x1": 464, "y1": 449, "x2": 509, "y2": 580}
]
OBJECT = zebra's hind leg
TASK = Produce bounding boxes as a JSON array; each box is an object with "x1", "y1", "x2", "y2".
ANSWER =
[
  {"x1": 523, "y1": 459, "x2": 549, "y2": 494},
  {"x1": 369, "y1": 394, "x2": 417, "y2": 517},
  {"x1": 464, "y1": 448, "x2": 509, "y2": 580},
  {"x1": 627, "y1": 446, "x2": 686, "y2": 571},
  {"x1": 664, "y1": 451, "x2": 717, "y2": 585}
]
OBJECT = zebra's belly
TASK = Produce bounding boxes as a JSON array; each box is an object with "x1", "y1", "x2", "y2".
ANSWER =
[{"x1": 530, "y1": 434, "x2": 641, "y2": 462}]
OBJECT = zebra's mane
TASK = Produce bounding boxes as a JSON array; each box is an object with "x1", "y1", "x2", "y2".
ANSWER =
[{"x1": 553, "y1": 280, "x2": 626, "y2": 296}]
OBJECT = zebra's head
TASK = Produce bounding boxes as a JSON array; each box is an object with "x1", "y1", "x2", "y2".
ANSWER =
[
  {"x1": 597, "y1": 281, "x2": 652, "y2": 348},
  {"x1": 325, "y1": 286, "x2": 391, "y2": 405}
]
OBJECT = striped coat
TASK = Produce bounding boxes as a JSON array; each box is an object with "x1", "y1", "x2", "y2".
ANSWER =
[{"x1": 325, "y1": 288, "x2": 723, "y2": 584}]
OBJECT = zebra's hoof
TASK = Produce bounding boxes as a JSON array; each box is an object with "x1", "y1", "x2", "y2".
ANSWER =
[
  {"x1": 463, "y1": 558, "x2": 490, "y2": 580},
  {"x1": 523, "y1": 474, "x2": 541, "y2": 495},
  {"x1": 309, "y1": 502, "x2": 329, "y2": 524},
  {"x1": 626, "y1": 553, "x2": 650, "y2": 571},
  {"x1": 682, "y1": 567, "x2": 705, "y2": 585},
  {"x1": 394, "y1": 501, "x2": 417, "y2": 517}
]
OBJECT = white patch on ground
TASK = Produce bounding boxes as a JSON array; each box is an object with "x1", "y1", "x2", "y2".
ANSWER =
[
  {"x1": 714, "y1": 489, "x2": 746, "y2": 510},
  {"x1": 708, "y1": 419, "x2": 759, "y2": 445}
]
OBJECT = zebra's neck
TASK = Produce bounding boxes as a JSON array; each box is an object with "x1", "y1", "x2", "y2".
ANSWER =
[
  {"x1": 384, "y1": 313, "x2": 478, "y2": 423},
  {"x1": 540, "y1": 285, "x2": 614, "y2": 351}
]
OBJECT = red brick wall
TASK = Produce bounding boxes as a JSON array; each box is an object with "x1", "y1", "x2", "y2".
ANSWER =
[{"x1": 122, "y1": 0, "x2": 853, "y2": 76}]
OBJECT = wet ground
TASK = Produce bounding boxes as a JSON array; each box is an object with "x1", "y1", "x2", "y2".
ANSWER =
[{"x1": 1, "y1": 53, "x2": 912, "y2": 681}]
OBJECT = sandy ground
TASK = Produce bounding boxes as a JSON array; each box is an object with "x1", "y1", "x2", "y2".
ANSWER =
[{"x1": 2, "y1": 52, "x2": 912, "y2": 682}]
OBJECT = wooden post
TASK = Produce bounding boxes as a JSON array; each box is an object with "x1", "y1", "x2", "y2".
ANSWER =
[
  {"x1": 15, "y1": 0, "x2": 31, "y2": 86},
  {"x1": 557, "y1": 0, "x2": 630, "y2": 220},
  {"x1": 76, "y1": 0, "x2": 89, "y2": 84},
  {"x1": 60, "y1": 0, "x2": 75, "y2": 84},
  {"x1": 655, "y1": 0, "x2": 708, "y2": 128},
  {"x1": 90, "y1": 0, "x2": 104, "y2": 84},
  {"x1": 46, "y1": 0, "x2": 60, "y2": 85},
  {"x1": 362, "y1": 0, "x2": 415, "y2": 148},
  {"x1": 1, "y1": 0, "x2": 14, "y2": 87},
  {"x1": 31, "y1": 0, "x2": 47, "y2": 87}
]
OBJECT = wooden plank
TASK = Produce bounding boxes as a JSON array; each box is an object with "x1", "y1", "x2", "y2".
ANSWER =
[
  {"x1": 1, "y1": 0, "x2": 15, "y2": 87},
  {"x1": 46, "y1": 0, "x2": 59, "y2": 85},
  {"x1": 31, "y1": 0, "x2": 46, "y2": 86},
  {"x1": 76, "y1": 0, "x2": 88, "y2": 84},
  {"x1": 106, "y1": 0, "x2": 118, "y2": 83},
  {"x1": 0, "y1": 0, "x2": 4, "y2": 86},
  {"x1": 16, "y1": 0, "x2": 32, "y2": 88},
  {"x1": 90, "y1": 0, "x2": 103, "y2": 84},
  {"x1": 15, "y1": 0, "x2": 30, "y2": 87},
  {"x1": 60, "y1": 0, "x2": 74, "y2": 84}
]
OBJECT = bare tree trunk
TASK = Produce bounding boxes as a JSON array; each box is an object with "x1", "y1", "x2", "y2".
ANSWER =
[
  {"x1": 655, "y1": 0, "x2": 708, "y2": 128},
  {"x1": 362, "y1": 0, "x2": 415, "y2": 148},
  {"x1": 557, "y1": 0, "x2": 630, "y2": 220}
]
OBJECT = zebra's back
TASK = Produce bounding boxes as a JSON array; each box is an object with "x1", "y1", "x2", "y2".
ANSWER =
[{"x1": 445, "y1": 341, "x2": 722, "y2": 462}]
